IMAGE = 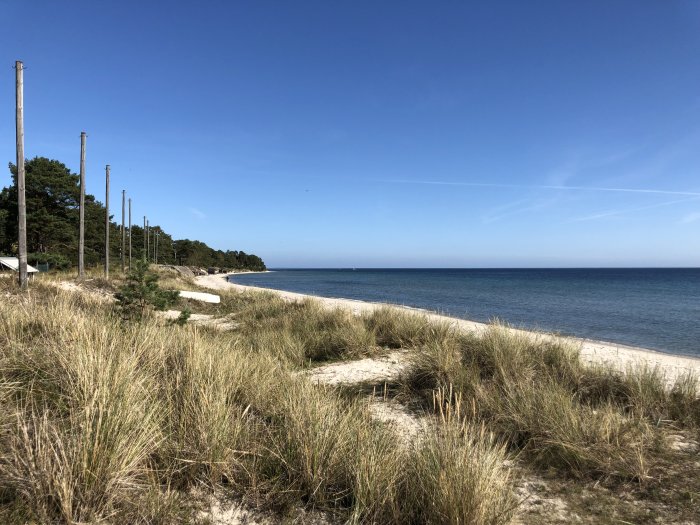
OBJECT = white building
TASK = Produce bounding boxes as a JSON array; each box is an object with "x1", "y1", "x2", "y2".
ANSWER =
[{"x1": 0, "y1": 257, "x2": 39, "y2": 279}]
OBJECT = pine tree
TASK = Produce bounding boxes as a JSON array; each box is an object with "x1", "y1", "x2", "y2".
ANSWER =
[{"x1": 115, "y1": 260, "x2": 178, "y2": 320}]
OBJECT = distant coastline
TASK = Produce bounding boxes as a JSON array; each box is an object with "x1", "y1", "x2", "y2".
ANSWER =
[{"x1": 227, "y1": 269, "x2": 273, "y2": 275}]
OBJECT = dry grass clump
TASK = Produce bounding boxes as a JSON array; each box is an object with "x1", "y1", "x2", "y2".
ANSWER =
[
  {"x1": 362, "y1": 306, "x2": 454, "y2": 349},
  {"x1": 233, "y1": 299, "x2": 460, "y2": 366},
  {"x1": 220, "y1": 289, "x2": 291, "y2": 324},
  {"x1": 403, "y1": 324, "x2": 698, "y2": 481},
  {"x1": 668, "y1": 372, "x2": 700, "y2": 427},
  {"x1": 350, "y1": 420, "x2": 405, "y2": 524},
  {"x1": 250, "y1": 376, "x2": 516, "y2": 524},
  {"x1": 232, "y1": 295, "x2": 377, "y2": 364},
  {"x1": 407, "y1": 421, "x2": 516, "y2": 525},
  {"x1": 225, "y1": 297, "x2": 463, "y2": 366},
  {"x1": 255, "y1": 379, "x2": 403, "y2": 516},
  {"x1": 287, "y1": 302, "x2": 376, "y2": 362},
  {"x1": 573, "y1": 365, "x2": 700, "y2": 429},
  {"x1": 0, "y1": 283, "x2": 516, "y2": 524},
  {"x1": 0, "y1": 294, "x2": 164, "y2": 523},
  {"x1": 156, "y1": 331, "x2": 260, "y2": 488},
  {"x1": 488, "y1": 379, "x2": 654, "y2": 479}
]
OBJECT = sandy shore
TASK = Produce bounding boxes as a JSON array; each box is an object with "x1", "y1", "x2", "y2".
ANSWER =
[{"x1": 196, "y1": 273, "x2": 700, "y2": 385}]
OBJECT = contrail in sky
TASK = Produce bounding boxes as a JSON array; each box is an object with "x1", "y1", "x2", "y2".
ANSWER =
[
  {"x1": 571, "y1": 196, "x2": 700, "y2": 222},
  {"x1": 378, "y1": 179, "x2": 700, "y2": 197}
]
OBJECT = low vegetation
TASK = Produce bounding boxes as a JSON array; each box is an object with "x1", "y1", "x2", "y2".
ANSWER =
[
  {"x1": 115, "y1": 259, "x2": 179, "y2": 320},
  {"x1": 0, "y1": 272, "x2": 697, "y2": 523},
  {"x1": 402, "y1": 326, "x2": 699, "y2": 476},
  {"x1": 399, "y1": 323, "x2": 700, "y2": 523}
]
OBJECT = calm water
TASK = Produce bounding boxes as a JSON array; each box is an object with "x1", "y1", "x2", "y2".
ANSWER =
[{"x1": 228, "y1": 269, "x2": 700, "y2": 357}]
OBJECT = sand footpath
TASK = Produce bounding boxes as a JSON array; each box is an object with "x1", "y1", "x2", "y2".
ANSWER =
[{"x1": 196, "y1": 273, "x2": 700, "y2": 384}]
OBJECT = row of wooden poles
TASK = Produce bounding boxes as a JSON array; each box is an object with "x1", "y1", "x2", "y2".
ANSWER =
[{"x1": 14, "y1": 60, "x2": 161, "y2": 289}]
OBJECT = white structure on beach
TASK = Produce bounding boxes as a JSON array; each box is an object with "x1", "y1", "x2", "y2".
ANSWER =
[
  {"x1": 0, "y1": 257, "x2": 39, "y2": 278},
  {"x1": 178, "y1": 290, "x2": 221, "y2": 304}
]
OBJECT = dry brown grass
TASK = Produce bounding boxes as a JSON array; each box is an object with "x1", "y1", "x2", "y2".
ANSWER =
[
  {"x1": 402, "y1": 323, "x2": 698, "y2": 483},
  {"x1": 3, "y1": 271, "x2": 697, "y2": 523},
  {"x1": 0, "y1": 280, "x2": 517, "y2": 524}
]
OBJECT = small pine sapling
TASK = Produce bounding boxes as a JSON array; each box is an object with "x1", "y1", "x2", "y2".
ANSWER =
[{"x1": 115, "y1": 259, "x2": 179, "y2": 320}]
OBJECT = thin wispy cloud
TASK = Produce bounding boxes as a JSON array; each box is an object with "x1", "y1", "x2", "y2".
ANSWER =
[
  {"x1": 679, "y1": 211, "x2": 700, "y2": 224},
  {"x1": 571, "y1": 197, "x2": 700, "y2": 222},
  {"x1": 377, "y1": 179, "x2": 700, "y2": 197},
  {"x1": 606, "y1": 131, "x2": 700, "y2": 188},
  {"x1": 189, "y1": 207, "x2": 207, "y2": 220},
  {"x1": 482, "y1": 197, "x2": 532, "y2": 224},
  {"x1": 482, "y1": 197, "x2": 560, "y2": 224},
  {"x1": 544, "y1": 185, "x2": 700, "y2": 197},
  {"x1": 545, "y1": 147, "x2": 639, "y2": 186}
]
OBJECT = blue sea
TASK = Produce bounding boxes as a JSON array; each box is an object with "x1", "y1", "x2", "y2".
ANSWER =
[{"x1": 228, "y1": 269, "x2": 700, "y2": 357}]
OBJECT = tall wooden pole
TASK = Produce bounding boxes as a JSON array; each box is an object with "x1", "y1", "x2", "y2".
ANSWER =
[
  {"x1": 105, "y1": 165, "x2": 110, "y2": 279},
  {"x1": 143, "y1": 216, "x2": 146, "y2": 261},
  {"x1": 128, "y1": 198, "x2": 132, "y2": 271},
  {"x1": 146, "y1": 219, "x2": 150, "y2": 263},
  {"x1": 121, "y1": 189, "x2": 126, "y2": 272},
  {"x1": 155, "y1": 230, "x2": 159, "y2": 264},
  {"x1": 78, "y1": 132, "x2": 86, "y2": 279},
  {"x1": 15, "y1": 61, "x2": 27, "y2": 289}
]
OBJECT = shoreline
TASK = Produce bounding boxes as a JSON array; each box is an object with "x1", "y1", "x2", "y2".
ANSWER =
[
  {"x1": 222, "y1": 269, "x2": 272, "y2": 276},
  {"x1": 197, "y1": 273, "x2": 700, "y2": 384}
]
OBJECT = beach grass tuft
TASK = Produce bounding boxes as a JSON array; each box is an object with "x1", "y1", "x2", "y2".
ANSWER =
[{"x1": 403, "y1": 324, "x2": 697, "y2": 482}]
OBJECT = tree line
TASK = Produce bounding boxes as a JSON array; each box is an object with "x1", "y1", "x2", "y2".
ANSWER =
[{"x1": 0, "y1": 157, "x2": 266, "y2": 272}]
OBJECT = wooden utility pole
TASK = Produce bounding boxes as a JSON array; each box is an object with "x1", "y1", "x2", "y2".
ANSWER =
[
  {"x1": 146, "y1": 219, "x2": 150, "y2": 263},
  {"x1": 121, "y1": 189, "x2": 126, "y2": 272},
  {"x1": 128, "y1": 198, "x2": 132, "y2": 271},
  {"x1": 78, "y1": 131, "x2": 86, "y2": 279},
  {"x1": 15, "y1": 61, "x2": 27, "y2": 289},
  {"x1": 105, "y1": 165, "x2": 110, "y2": 279},
  {"x1": 143, "y1": 216, "x2": 147, "y2": 261},
  {"x1": 155, "y1": 230, "x2": 159, "y2": 264}
]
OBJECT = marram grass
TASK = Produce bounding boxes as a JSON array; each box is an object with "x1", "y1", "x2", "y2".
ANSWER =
[
  {"x1": 0, "y1": 282, "x2": 518, "y2": 524},
  {"x1": 1, "y1": 273, "x2": 697, "y2": 523}
]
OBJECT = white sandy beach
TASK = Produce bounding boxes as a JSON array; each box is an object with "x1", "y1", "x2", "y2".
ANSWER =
[{"x1": 196, "y1": 273, "x2": 700, "y2": 385}]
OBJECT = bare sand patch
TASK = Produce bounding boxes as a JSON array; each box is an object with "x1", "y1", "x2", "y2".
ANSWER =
[
  {"x1": 160, "y1": 310, "x2": 238, "y2": 330},
  {"x1": 198, "y1": 490, "x2": 333, "y2": 525},
  {"x1": 303, "y1": 350, "x2": 428, "y2": 446},
  {"x1": 305, "y1": 350, "x2": 407, "y2": 386}
]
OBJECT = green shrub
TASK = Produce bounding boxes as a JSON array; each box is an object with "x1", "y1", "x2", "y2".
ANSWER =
[
  {"x1": 115, "y1": 259, "x2": 178, "y2": 320},
  {"x1": 170, "y1": 308, "x2": 191, "y2": 326}
]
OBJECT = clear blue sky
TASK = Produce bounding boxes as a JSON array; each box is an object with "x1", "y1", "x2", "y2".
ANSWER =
[{"x1": 2, "y1": 1, "x2": 699, "y2": 267}]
